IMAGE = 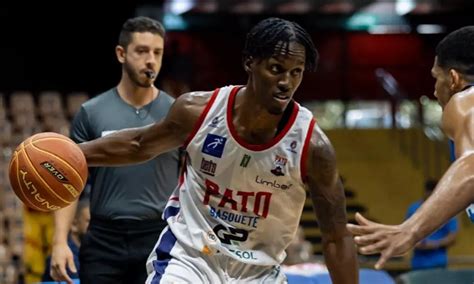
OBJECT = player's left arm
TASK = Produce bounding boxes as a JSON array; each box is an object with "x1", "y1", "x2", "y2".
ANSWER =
[
  {"x1": 398, "y1": 152, "x2": 474, "y2": 244},
  {"x1": 348, "y1": 94, "x2": 474, "y2": 270},
  {"x1": 305, "y1": 124, "x2": 359, "y2": 284},
  {"x1": 349, "y1": 152, "x2": 474, "y2": 270}
]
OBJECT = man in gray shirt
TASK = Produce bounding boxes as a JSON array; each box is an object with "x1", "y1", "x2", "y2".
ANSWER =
[{"x1": 49, "y1": 16, "x2": 180, "y2": 284}]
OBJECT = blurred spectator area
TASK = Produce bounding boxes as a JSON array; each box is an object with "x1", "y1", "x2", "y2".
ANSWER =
[
  {"x1": 0, "y1": 91, "x2": 88, "y2": 283},
  {"x1": 0, "y1": 2, "x2": 473, "y2": 282},
  {"x1": 0, "y1": 91, "x2": 89, "y2": 148},
  {"x1": 160, "y1": 30, "x2": 437, "y2": 102}
]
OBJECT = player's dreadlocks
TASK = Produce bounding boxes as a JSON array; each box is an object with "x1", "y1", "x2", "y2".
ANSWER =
[{"x1": 242, "y1": 17, "x2": 319, "y2": 72}]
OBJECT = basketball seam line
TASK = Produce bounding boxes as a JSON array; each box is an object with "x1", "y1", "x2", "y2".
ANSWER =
[
  {"x1": 12, "y1": 150, "x2": 45, "y2": 211},
  {"x1": 30, "y1": 138, "x2": 85, "y2": 190},
  {"x1": 32, "y1": 137, "x2": 82, "y2": 151},
  {"x1": 21, "y1": 142, "x2": 72, "y2": 205}
]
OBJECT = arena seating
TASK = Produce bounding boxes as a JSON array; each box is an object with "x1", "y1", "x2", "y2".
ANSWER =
[{"x1": 0, "y1": 90, "x2": 88, "y2": 284}]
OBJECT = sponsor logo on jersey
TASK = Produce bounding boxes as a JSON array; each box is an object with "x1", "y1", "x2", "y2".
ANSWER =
[
  {"x1": 200, "y1": 157, "x2": 217, "y2": 176},
  {"x1": 202, "y1": 134, "x2": 227, "y2": 158},
  {"x1": 270, "y1": 155, "x2": 287, "y2": 176},
  {"x1": 287, "y1": 140, "x2": 298, "y2": 153},
  {"x1": 240, "y1": 154, "x2": 251, "y2": 168},
  {"x1": 201, "y1": 245, "x2": 213, "y2": 255},
  {"x1": 210, "y1": 206, "x2": 260, "y2": 228},
  {"x1": 208, "y1": 116, "x2": 220, "y2": 128},
  {"x1": 213, "y1": 224, "x2": 249, "y2": 246},
  {"x1": 228, "y1": 249, "x2": 258, "y2": 260},
  {"x1": 204, "y1": 179, "x2": 272, "y2": 218},
  {"x1": 255, "y1": 175, "x2": 292, "y2": 190},
  {"x1": 206, "y1": 231, "x2": 218, "y2": 244}
]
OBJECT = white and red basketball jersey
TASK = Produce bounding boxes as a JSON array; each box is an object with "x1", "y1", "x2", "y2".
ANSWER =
[{"x1": 163, "y1": 85, "x2": 316, "y2": 266}]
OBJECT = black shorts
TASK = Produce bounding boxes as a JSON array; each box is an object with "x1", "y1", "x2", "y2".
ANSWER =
[{"x1": 79, "y1": 216, "x2": 167, "y2": 284}]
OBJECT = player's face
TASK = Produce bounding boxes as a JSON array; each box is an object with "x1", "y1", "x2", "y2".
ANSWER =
[
  {"x1": 121, "y1": 32, "x2": 164, "y2": 88},
  {"x1": 432, "y1": 57, "x2": 453, "y2": 109},
  {"x1": 250, "y1": 42, "x2": 306, "y2": 115}
]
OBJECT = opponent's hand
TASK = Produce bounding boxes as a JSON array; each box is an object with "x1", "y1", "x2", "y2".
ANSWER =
[
  {"x1": 50, "y1": 242, "x2": 77, "y2": 284},
  {"x1": 346, "y1": 212, "x2": 416, "y2": 270}
]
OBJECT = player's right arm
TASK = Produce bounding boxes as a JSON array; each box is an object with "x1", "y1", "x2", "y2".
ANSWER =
[
  {"x1": 80, "y1": 91, "x2": 212, "y2": 167},
  {"x1": 305, "y1": 124, "x2": 359, "y2": 283}
]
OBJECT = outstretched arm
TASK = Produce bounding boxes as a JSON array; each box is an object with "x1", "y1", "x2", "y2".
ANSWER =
[
  {"x1": 397, "y1": 155, "x2": 473, "y2": 243},
  {"x1": 80, "y1": 91, "x2": 212, "y2": 167},
  {"x1": 347, "y1": 91, "x2": 474, "y2": 269},
  {"x1": 348, "y1": 154, "x2": 474, "y2": 269},
  {"x1": 306, "y1": 125, "x2": 359, "y2": 284}
]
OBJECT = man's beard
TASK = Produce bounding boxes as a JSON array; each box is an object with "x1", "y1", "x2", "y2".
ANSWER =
[{"x1": 124, "y1": 61, "x2": 152, "y2": 88}]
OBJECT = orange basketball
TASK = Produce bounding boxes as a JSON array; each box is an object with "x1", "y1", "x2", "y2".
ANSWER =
[{"x1": 8, "y1": 132, "x2": 88, "y2": 212}]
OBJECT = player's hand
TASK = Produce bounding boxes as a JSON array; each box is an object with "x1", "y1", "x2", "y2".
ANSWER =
[
  {"x1": 50, "y1": 242, "x2": 77, "y2": 284},
  {"x1": 346, "y1": 212, "x2": 416, "y2": 270}
]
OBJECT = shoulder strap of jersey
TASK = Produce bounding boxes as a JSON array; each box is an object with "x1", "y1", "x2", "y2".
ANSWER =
[
  {"x1": 183, "y1": 88, "x2": 221, "y2": 147},
  {"x1": 300, "y1": 118, "x2": 316, "y2": 183}
]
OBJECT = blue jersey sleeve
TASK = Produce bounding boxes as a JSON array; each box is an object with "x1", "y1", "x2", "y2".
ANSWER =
[
  {"x1": 446, "y1": 217, "x2": 459, "y2": 233},
  {"x1": 406, "y1": 202, "x2": 420, "y2": 220}
]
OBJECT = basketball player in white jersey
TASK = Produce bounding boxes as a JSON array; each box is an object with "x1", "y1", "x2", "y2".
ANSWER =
[
  {"x1": 347, "y1": 26, "x2": 474, "y2": 270},
  {"x1": 79, "y1": 17, "x2": 359, "y2": 283}
]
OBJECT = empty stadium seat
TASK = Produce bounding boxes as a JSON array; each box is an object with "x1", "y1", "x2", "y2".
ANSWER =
[
  {"x1": 66, "y1": 92, "x2": 89, "y2": 119},
  {"x1": 38, "y1": 91, "x2": 64, "y2": 118},
  {"x1": 9, "y1": 91, "x2": 35, "y2": 114}
]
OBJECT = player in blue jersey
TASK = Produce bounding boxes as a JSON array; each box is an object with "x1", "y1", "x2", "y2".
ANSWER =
[{"x1": 347, "y1": 26, "x2": 474, "y2": 270}]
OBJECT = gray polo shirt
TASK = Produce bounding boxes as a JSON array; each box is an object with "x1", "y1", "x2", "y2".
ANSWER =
[{"x1": 71, "y1": 87, "x2": 179, "y2": 220}]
